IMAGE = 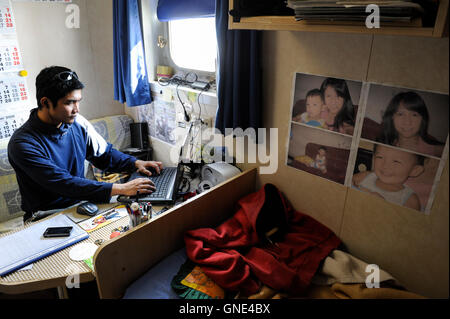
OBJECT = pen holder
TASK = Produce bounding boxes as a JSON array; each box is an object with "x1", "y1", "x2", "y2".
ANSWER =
[
  {"x1": 128, "y1": 202, "x2": 142, "y2": 228},
  {"x1": 127, "y1": 202, "x2": 152, "y2": 228}
]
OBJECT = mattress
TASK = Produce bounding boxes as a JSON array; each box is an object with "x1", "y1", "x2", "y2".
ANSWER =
[{"x1": 123, "y1": 248, "x2": 186, "y2": 299}]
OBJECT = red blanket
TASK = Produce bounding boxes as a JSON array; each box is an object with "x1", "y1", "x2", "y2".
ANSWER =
[{"x1": 184, "y1": 184, "x2": 341, "y2": 296}]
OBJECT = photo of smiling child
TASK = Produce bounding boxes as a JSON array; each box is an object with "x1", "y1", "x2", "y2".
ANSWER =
[
  {"x1": 361, "y1": 84, "x2": 449, "y2": 159},
  {"x1": 353, "y1": 143, "x2": 440, "y2": 212}
]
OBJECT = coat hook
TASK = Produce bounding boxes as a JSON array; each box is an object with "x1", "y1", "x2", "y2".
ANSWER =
[{"x1": 157, "y1": 35, "x2": 167, "y2": 48}]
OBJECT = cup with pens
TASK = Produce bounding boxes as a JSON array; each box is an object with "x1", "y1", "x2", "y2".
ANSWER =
[{"x1": 126, "y1": 201, "x2": 152, "y2": 228}]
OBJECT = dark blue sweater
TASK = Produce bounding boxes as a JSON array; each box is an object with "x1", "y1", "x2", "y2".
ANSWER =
[{"x1": 8, "y1": 109, "x2": 137, "y2": 215}]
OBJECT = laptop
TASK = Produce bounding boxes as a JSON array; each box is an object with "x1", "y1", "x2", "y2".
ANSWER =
[
  {"x1": 118, "y1": 123, "x2": 193, "y2": 205},
  {"x1": 123, "y1": 166, "x2": 184, "y2": 204}
]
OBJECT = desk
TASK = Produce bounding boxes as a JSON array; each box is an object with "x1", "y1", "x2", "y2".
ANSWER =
[
  {"x1": 0, "y1": 169, "x2": 256, "y2": 299},
  {"x1": 0, "y1": 202, "x2": 165, "y2": 297}
]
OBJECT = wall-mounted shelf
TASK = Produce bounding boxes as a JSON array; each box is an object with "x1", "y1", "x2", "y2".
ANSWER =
[{"x1": 228, "y1": 0, "x2": 449, "y2": 38}]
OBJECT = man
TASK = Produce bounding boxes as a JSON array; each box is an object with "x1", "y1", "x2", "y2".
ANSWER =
[{"x1": 8, "y1": 66, "x2": 162, "y2": 222}]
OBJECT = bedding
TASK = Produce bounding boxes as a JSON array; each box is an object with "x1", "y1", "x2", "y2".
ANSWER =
[
  {"x1": 123, "y1": 183, "x2": 424, "y2": 299},
  {"x1": 123, "y1": 248, "x2": 186, "y2": 299},
  {"x1": 184, "y1": 183, "x2": 341, "y2": 297}
]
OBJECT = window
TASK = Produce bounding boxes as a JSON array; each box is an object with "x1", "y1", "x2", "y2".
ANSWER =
[{"x1": 168, "y1": 17, "x2": 217, "y2": 73}]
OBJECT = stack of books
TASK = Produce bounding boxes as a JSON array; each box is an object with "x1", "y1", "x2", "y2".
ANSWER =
[{"x1": 287, "y1": 0, "x2": 425, "y2": 23}]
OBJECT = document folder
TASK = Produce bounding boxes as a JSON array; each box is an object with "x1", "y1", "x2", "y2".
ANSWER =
[{"x1": 0, "y1": 214, "x2": 89, "y2": 276}]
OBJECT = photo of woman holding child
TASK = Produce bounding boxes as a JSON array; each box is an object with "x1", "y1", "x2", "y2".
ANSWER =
[
  {"x1": 362, "y1": 85, "x2": 449, "y2": 158},
  {"x1": 291, "y1": 74, "x2": 361, "y2": 136}
]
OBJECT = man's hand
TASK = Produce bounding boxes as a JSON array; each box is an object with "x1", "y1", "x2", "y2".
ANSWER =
[
  {"x1": 111, "y1": 177, "x2": 156, "y2": 196},
  {"x1": 135, "y1": 160, "x2": 163, "y2": 176},
  {"x1": 110, "y1": 160, "x2": 163, "y2": 197}
]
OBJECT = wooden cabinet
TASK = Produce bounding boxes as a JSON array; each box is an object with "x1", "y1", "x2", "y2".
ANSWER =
[{"x1": 228, "y1": 0, "x2": 449, "y2": 37}]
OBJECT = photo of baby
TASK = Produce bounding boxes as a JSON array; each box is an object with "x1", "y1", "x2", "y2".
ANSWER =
[
  {"x1": 361, "y1": 84, "x2": 449, "y2": 158},
  {"x1": 287, "y1": 123, "x2": 352, "y2": 185},
  {"x1": 291, "y1": 73, "x2": 362, "y2": 136},
  {"x1": 310, "y1": 146, "x2": 328, "y2": 174},
  {"x1": 352, "y1": 142, "x2": 440, "y2": 212}
]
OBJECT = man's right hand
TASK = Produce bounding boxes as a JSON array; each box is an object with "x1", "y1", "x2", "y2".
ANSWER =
[{"x1": 111, "y1": 177, "x2": 156, "y2": 196}]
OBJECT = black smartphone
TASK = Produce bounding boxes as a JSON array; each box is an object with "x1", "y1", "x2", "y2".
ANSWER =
[{"x1": 43, "y1": 226, "x2": 73, "y2": 238}]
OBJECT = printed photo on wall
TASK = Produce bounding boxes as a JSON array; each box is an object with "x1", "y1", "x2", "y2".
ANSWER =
[
  {"x1": 291, "y1": 73, "x2": 363, "y2": 136},
  {"x1": 287, "y1": 73, "x2": 448, "y2": 214},
  {"x1": 287, "y1": 123, "x2": 352, "y2": 185},
  {"x1": 361, "y1": 84, "x2": 449, "y2": 159},
  {"x1": 352, "y1": 141, "x2": 441, "y2": 213}
]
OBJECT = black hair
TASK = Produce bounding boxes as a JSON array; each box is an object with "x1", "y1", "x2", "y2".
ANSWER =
[
  {"x1": 319, "y1": 146, "x2": 327, "y2": 152},
  {"x1": 306, "y1": 88, "x2": 323, "y2": 101},
  {"x1": 373, "y1": 143, "x2": 425, "y2": 166},
  {"x1": 35, "y1": 66, "x2": 84, "y2": 110},
  {"x1": 320, "y1": 78, "x2": 355, "y2": 131},
  {"x1": 377, "y1": 91, "x2": 443, "y2": 146}
]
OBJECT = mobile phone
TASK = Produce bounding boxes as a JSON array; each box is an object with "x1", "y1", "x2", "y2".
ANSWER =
[{"x1": 43, "y1": 226, "x2": 73, "y2": 238}]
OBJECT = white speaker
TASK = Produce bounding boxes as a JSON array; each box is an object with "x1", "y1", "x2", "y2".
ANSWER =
[{"x1": 201, "y1": 162, "x2": 241, "y2": 187}]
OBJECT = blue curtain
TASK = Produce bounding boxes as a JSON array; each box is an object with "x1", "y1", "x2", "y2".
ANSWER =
[
  {"x1": 113, "y1": 0, "x2": 152, "y2": 107},
  {"x1": 214, "y1": 0, "x2": 261, "y2": 136},
  {"x1": 157, "y1": 0, "x2": 215, "y2": 21}
]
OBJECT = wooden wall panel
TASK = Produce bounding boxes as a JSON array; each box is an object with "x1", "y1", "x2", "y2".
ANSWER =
[
  {"x1": 257, "y1": 31, "x2": 373, "y2": 233},
  {"x1": 260, "y1": 31, "x2": 449, "y2": 297},
  {"x1": 340, "y1": 35, "x2": 450, "y2": 298},
  {"x1": 367, "y1": 35, "x2": 449, "y2": 93},
  {"x1": 340, "y1": 161, "x2": 449, "y2": 298}
]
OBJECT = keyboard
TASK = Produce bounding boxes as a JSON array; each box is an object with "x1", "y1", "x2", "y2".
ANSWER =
[{"x1": 126, "y1": 167, "x2": 181, "y2": 204}]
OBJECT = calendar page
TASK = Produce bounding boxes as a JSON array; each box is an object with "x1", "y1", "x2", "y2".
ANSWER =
[
  {"x1": 0, "y1": 73, "x2": 31, "y2": 141},
  {"x1": 0, "y1": 39, "x2": 22, "y2": 72},
  {"x1": 0, "y1": 0, "x2": 15, "y2": 34},
  {"x1": 0, "y1": 113, "x2": 26, "y2": 139},
  {"x1": 0, "y1": 73, "x2": 29, "y2": 104}
]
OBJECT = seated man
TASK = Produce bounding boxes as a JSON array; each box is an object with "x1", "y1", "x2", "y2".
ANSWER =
[{"x1": 8, "y1": 66, "x2": 162, "y2": 222}]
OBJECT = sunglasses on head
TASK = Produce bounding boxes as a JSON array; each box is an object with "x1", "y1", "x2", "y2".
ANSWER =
[{"x1": 53, "y1": 71, "x2": 78, "y2": 82}]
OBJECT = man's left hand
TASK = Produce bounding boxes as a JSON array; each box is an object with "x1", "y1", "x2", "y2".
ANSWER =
[{"x1": 135, "y1": 160, "x2": 163, "y2": 176}]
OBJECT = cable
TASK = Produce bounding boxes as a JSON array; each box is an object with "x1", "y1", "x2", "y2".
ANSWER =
[
  {"x1": 176, "y1": 83, "x2": 190, "y2": 122},
  {"x1": 157, "y1": 73, "x2": 213, "y2": 124}
]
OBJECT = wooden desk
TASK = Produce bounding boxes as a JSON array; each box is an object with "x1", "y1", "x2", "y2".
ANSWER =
[
  {"x1": 0, "y1": 168, "x2": 257, "y2": 298},
  {"x1": 0, "y1": 202, "x2": 165, "y2": 297}
]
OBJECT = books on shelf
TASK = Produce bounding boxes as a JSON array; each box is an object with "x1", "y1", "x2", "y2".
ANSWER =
[{"x1": 287, "y1": 0, "x2": 425, "y2": 23}]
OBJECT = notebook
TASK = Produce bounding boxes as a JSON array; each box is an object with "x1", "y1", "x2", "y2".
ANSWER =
[{"x1": 0, "y1": 214, "x2": 89, "y2": 276}]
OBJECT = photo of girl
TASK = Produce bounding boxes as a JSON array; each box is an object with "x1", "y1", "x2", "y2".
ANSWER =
[
  {"x1": 291, "y1": 73, "x2": 362, "y2": 136},
  {"x1": 352, "y1": 142, "x2": 441, "y2": 213},
  {"x1": 361, "y1": 85, "x2": 449, "y2": 158}
]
